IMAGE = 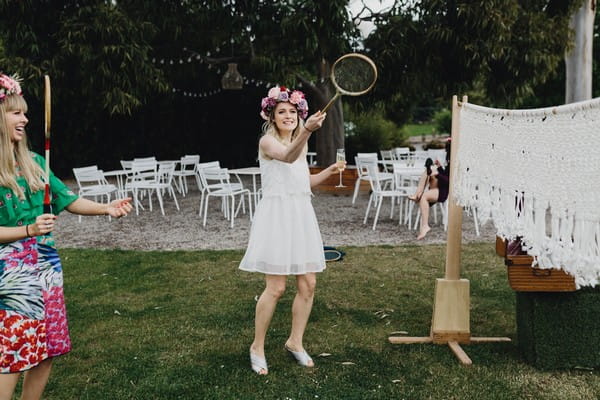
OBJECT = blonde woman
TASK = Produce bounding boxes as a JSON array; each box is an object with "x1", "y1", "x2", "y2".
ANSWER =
[
  {"x1": 0, "y1": 73, "x2": 132, "y2": 400},
  {"x1": 239, "y1": 86, "x2": 344, "y2": 375}
]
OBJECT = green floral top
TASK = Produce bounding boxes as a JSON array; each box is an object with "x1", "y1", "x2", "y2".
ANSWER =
[{"x1": 0, "y1": 152, "x2": 78, "y2": 246}]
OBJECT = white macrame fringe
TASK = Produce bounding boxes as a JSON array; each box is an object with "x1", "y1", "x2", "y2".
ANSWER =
[{"x1": 454, "y1": 98, "x2": 600, "y2": 288}]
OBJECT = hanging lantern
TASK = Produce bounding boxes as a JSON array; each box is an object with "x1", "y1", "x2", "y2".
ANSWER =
[{"x1": 221, "y1": 63, "x2": 244, "y2": 90}]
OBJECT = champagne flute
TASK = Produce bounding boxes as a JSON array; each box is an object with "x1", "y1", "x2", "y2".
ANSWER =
[{"x1": 335, "y1": 148, "x2": 346, "y2": 188}]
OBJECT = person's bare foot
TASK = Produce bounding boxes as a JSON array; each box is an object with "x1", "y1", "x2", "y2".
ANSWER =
[
  {"x1": 408, "y1": 193, "x2": 421, "y2": 202},
  {"x1": 417, "y1": 226, "x2": 431, "y2": 240}
]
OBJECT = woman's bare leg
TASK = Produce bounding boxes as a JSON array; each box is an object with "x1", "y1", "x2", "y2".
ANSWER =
[
  {"x1": 408, "y1": 172, "x2": 428, "y2": 201},
  {"x1": 417, "y1": 189, "x2": 439, "y2": 240},
  {"x1": 285, "y1": 273, "x2": 316, "y2": 367},
  {"x1": 251, "y1": 275, "x2": 286, "y2": 374},
  {"x1": 0, "y1": 372, "x2": 20, "y2": 400},
  {"x1": 21, "y1": 358, "x2": 53, "y2": 400}
]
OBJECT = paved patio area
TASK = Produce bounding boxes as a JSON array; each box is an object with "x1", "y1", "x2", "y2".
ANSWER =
[{"x1": 53, "y1": 179, "x2": 495, "y2": 251}]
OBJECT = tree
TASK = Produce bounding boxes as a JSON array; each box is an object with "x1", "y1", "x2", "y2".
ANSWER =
[
  {"x1": 119, "y1": 0, "x2": 362, "y2": 166},
  {"x1": 0, "y1": 0, "x2": 168, "y2": 172},
  {"x1": 565, "y1": 0, "x2": 596, "y2": 102},
  {"x1": 364, "y1": 0, "x2": 581, "y2": 122}
]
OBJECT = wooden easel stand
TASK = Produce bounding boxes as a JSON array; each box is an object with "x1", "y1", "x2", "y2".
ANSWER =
[{"x1": 388, "y1": 96, "x2": 510, "y2": 365}]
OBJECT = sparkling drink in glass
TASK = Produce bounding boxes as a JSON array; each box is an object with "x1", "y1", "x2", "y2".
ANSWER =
[{"x1": 335, "y1": 148, "x2": 346, "y2": 188}]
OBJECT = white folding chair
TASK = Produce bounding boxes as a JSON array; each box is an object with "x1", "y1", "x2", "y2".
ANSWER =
[
  {"x1": 131, "y1": 162, "x2": 180, "y2": 216},
  {"x1": 124, "y1": 159, "x2": 158, "y2": 215},
  {"x1": 393, "y1": 147, "x2": 411, "y2": 160},
  {"x1": 392, "y1": 163, "x2": 420, "y2": 228},
  {"x1": 198, "y1": 167, "x2": 252, "y2": 228},
  {"x1": 120, "y1": 160, "x2": 132, "y2": 170},
  {"x1": 411, "y1": 195, "x2": 479, "y2": 236},
  {"x1": 72, "y1": 166, "x2": 118, "y2": 222},
  {"x1": 411, "y1": 150, "x2": 429, "y2": 167},
  {"x1": 133, "y1": 156, "x2": 157, "y2": 162},
  {"x1": 379, "y1": 150, "x2": 395, "y2": 172},
  {"x1": 173, "y1": 154, "x2": 200, "y2": 196},
  {"x1": 413, "y1": 200, "x2": 448, "y2": 231},
  {"x1": 195, "y1": 161, "x2": 221, "y2": 212},
  {"x1": 363, "y1": 162, "x2": 410, "y2": 230},
  {"x1": 427, "y1": 149, "x2": 447, "y2": 164},
  {"x1": 351, "y1": 153, "x2": 393, "y2": 205}
]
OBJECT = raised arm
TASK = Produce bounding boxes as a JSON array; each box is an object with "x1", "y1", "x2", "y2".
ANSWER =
[{"x1": 66, "y1": 197, "x2": 132, "y2": 218}]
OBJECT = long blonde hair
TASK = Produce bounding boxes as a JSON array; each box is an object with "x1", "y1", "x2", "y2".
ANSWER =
[
  {"x1": 258, "y1": 108, "x2": 308, "y2": 160},
  {"x1": 0, "y1": 95, "x2": 45, "y2": 199}
]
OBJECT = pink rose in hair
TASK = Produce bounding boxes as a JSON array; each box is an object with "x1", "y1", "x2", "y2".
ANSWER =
[
  {"x1": 0, "y1": 73, "x2": 23, "y2": 101},
  {"x1": 268, "y1": 87, "x2": 280, "y2": 99},
  {"x1": 289, "y1": 91, "x2": 304, "y2": 104},
  {"x1": 0, "y1": 75, "x2": 20, "y2": 93},
  {"x1": 0, "y1": 75, "x2": 12, "y2": 89}
]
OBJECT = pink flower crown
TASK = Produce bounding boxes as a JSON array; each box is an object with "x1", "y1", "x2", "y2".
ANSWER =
[
  {"x1": 260, "y1": 86, "x2": 308, "y2": 121},
  {"x1": 0, "y1": 73, "x2": 23, "y2": 103}
]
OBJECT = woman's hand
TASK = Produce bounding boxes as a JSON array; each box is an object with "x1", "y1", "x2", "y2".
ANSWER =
[
  {"x1": 327, "y1": 161, "x2": 346, "y2": 176},
  {"x1": 106, "y1": 198, "x2": 132, "y2": 218},
  {"x1": 304, "y1": 111, "x2": 327, "y2": 133},
  {"x1": 32, "y1": 213, "x2": 57, "y2": 236}
]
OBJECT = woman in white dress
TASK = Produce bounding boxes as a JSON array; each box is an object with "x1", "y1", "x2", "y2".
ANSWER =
[{"x1": 239, "y1": 86, "x2": 343, "y2": 375}]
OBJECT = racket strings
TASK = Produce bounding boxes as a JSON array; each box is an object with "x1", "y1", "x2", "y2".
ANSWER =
[{"x1": 332, "y1": 57, "x2": 377, "y2": 94}]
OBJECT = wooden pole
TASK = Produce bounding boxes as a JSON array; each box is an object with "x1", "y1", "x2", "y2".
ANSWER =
[
  {"x1": 429, "y1": 95, "x2": 470, "y2": 343},
  {"x1": 43, "y1": 75, "x2": 52, "y2": 213},
  {"x1": 445, "y1": 95, "x2": 465, "y2": 280}
]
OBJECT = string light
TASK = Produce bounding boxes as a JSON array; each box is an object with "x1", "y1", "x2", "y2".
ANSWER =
[{"x1": 157, "y1": 49, "x2": 320, "y2": 99}]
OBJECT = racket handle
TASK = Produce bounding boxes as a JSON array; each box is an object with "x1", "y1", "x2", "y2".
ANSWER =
[
  {"x1": 43, "y1": 184, "x2": 52, "y2": 214},
  {"x1": 321, "y1": 92, "x2": 340, "y2": 113}
]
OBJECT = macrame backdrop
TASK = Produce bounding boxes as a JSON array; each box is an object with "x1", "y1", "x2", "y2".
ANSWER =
[{"x1": 454, "y1": 98, "x2": 600, "y2": 288}]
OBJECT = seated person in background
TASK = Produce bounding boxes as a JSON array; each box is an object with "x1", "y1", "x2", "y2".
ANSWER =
[{"x1": 408, "y1": 140, "x2": 450, "y2": 240}]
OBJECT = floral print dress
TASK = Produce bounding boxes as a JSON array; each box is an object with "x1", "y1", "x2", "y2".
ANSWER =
[{"x1": 0, "y1": 153, "x2": 78, "y2": 373}]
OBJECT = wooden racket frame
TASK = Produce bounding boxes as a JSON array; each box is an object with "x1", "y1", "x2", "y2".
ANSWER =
[
  {"x1": 43, "y1": 75, "x2": 52, "y2": 213},
  {"x1": 322, "y1": 53, "x2": 378, "y2": 113}
]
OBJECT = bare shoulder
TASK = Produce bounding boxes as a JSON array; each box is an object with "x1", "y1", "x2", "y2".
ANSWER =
[
  {"x1": 259, "y1": 135, "x2": 277, "y2": 147},
  {"x1": 259, "y1": 135, "x2": 282, "y2": 153}
]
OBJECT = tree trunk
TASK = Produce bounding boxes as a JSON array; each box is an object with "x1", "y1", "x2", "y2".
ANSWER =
[
  {"x1": 565, "y1": 0, "x2": 596, "y2": 103},
  {"x1": 314, "y1": 83, "x2": 344, "y2": 167},
  {"x1": 299, "y1": 59, "x2": 345, "y2": 167}
]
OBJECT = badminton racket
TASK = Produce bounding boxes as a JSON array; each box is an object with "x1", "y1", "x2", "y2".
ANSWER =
[
  {"x1": 43, "y1": 75, "x2": 52, "y2": 214},
  {"x1": 321, "y1": 53, "x2": 378, "y2": 113}
]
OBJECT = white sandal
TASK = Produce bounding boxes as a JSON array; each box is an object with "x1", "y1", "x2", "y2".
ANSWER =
[
  {"x1": 250, "y1": 352, "x2": 268, "y2": 375},
  {"x1": 285, "y1": 345, "x2": 314, "y2": 367}
]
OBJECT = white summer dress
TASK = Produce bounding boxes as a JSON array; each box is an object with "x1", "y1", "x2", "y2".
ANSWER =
[{"x1": 239, "y1": 155, "x2": 326, "y2": 275}]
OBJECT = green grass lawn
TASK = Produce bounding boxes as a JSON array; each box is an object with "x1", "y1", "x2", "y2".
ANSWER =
[
  {"x1": 404, "y1": 123, "x2": 436, "y2": 137},
  {"x1": 28, "y1": 244, "x2": 600, "y2": 399}
]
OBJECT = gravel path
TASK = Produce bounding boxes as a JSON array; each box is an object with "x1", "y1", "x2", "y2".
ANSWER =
[{"x1": 52, "y1": 181, "x2": 495, "y2": 251}]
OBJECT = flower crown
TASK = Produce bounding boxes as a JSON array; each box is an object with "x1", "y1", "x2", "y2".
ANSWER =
[
  {"x1": 260, "y1": 86, "x2": 308, "y2": 121},
  {"x1": 0, "y1": 73, "x2": 23, "y2": 103}
]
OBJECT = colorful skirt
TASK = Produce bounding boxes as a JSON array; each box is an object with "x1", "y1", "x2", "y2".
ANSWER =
[{"x1": 0, "y1": 238, "x2": 71, "y2": 373}]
